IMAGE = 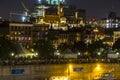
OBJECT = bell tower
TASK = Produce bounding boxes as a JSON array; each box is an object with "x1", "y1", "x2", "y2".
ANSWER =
[{"x1": 58, "y1": 2, "x2": 64, "y2": 18}]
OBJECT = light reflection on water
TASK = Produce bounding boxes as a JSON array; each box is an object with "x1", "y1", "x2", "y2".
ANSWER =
[{"x1": 1, "y1": 63, "x2": 120, "y2": 80}]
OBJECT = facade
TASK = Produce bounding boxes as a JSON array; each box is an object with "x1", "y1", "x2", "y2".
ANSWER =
[
  {"x1": 98, "y1": 12, "x2": 120, "y2": 46},
  {"x1": 46, "y1": 0, "x2": 65, "y2": 5},
  {"x1": 32, "y1": 24, "x2": 49, "y2": 43},
  {"x1": 51, "y1": 28, "x2": 82, "y2": 49},
  {"x1": 0, "y1": 21, "x2": 49, "y2": 48},
  {"x1": 31, "y1": 0, "x2": 66, "y2": 18},
  {"x1": 31, "y1": 0, "x2": 86, "y2": 30},
  {"x1": 113, "y1": 31, "x2": 120, "y2": 43},
  {"x1": 36, "y1": 4, "x2": 86, "y2": 30},
  {"x1": 99, "y1": 12, "x2": 120, "y2": 28},
  {"x1": 9, "y1": 22, "x2": 33, "y2": 48}
]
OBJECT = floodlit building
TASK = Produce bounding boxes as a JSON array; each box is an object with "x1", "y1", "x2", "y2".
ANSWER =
[
  {"x1": 0, "y1": 21, "x2": 49, "y2": 48},
  {"x1": 46, "y1": 0, "x2": 66, "y2": 5},
  {"x1": 9, "y1": 22, "x2": 33, "y2": 48},
  {"x1": 99, "y1": 12, "x2": 120, "y2": 28},
  {"x1": 31, "y1": 0, "x2": 66, "y2": 18},
  {"x1": 31, "y1": 0, "x2": 86, "y2": 30},
  {"x1": 113, "y1": 31, "x2": 120, "y2": 43}
]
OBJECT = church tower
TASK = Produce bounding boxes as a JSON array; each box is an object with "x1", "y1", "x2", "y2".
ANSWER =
[{"x1": 58, "y1": 2, "x2": 64, "y2": 18}]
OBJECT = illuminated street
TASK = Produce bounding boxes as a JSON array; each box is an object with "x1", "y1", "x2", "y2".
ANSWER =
[{"x1": 0, "y1": 63, "x2": 120, "y2": 80}]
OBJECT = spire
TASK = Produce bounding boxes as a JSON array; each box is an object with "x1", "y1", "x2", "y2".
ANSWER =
[{"x1": 58, "y1": 2, "x2": 64, "y2": 18}]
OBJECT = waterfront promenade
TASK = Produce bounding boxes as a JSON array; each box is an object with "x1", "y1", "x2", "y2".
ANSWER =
[{"x1": 0, "y1": 62, "x2": 120, "y2": 80}]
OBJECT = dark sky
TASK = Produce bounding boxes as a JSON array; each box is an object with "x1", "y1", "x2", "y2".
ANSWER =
[{"x1": 0, "y1": 0, "x2": 120, "y2": 20}]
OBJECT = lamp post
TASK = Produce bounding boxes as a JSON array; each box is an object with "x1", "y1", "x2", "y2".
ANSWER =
[
  {"x1": 78, "y1": 52, "x2": 81, "y2": 55},
  {"x1": 116, "y1": 52, "x2": 119, "y2": 63},
  {"x1": 11, "y1": 53, "x2": 14, "y2": 57},
  {"x1": 116, "y1": 52, "x2": 119, "y2": 55},
  {"x1": 35, "y1": 52, "x2": 38, "y2": 57},
  {"x1": 98, "y1": 52, "x2": 101, "y2": 61}
]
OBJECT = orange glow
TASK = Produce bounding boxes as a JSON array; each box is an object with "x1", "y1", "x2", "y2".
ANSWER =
[{"x1": 96, "y1": 64, "x2": 101, "y2": 70}]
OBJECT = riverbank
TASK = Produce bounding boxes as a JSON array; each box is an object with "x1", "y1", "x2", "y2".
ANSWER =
[
  {"x1": 0, "y1": 63, "x2": 120, "y2": 80},
  {"x1": 0, "y1": 58, "x2": 120, "y2": 66}
]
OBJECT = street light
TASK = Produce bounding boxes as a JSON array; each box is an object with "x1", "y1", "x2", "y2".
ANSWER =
[
  {"x1": 78, "y1": 52, "x2": 81, "y2": 55},
  {"x1": 98, "y1": 52, "x2": 101, "y2": 56},
  {"x1": 35, "y1": 52, "x2": 38, "y2": 56},
  {"x1": 97, "y1": 52, "x2": 101, "y2": 61},
  {"x1": 11, "y1": 53, "x2": 14, "y2": 57},
  {"x1": 116, "y1": 52, "x2": 119, "y2": 55},
  {"x1": 54, "y1": 50, "x2": 60, "y2": 56},
  {"x1": 68, "y1": 64, "x2": 72, "y2": 80}
]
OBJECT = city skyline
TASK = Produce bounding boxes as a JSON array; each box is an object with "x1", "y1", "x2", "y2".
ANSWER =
[{"x1": 0, "y1": 0, "x2": 120, "y2": 20}]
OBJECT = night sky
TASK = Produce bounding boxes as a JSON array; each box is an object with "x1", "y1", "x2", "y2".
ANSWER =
[{"x1": 0, "y1": 0, "x2": 120, "y2": 20}]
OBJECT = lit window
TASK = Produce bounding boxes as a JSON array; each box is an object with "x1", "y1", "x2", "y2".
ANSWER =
[
  {"x1": 22, "y1": 37, "x2": 24, "y2": 40},
  {"x1": 11, "y1": 37, "x2": 13, "y2": 40},
  {"x1": 116, "y1": 24, "x2": 118, "y2": 28},
  {"x1": 116, "y1": 19, "x2": 118, "y2": 22},
  {"x1": 106, "y1": 19, "x2": 109, "y2": 23},
  {"x1": 29, "y1": 37, "x2": 31, "y2": 40},
  {"x1": 15, "y1": 37, "x2": 17, "y2": 40},
  {"x1": 15, "y1": 32, "x2": 17, "y2": 35},
  {"x1": 18, "y1": 37, "x2": 21, "y2": 40},
  {"x1": 106, "y1": 23, "x2": 109, "y2": 28}
]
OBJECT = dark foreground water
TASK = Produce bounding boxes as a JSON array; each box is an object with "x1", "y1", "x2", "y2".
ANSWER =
[{"x1": 0, "y1": 63, "x2": 120, "y2": 80}]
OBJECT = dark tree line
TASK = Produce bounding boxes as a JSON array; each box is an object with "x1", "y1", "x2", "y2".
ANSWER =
[
  {"x1": 0, "y1": 28, "x2": 120, "y2": 59},
  {"x1": 0, "y1": 36, "x2": 17, "y2": 59}
]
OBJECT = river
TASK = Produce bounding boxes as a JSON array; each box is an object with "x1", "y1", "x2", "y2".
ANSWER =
[{"x1": 0, "y1": 63, "x2": 120, "y2": 80}]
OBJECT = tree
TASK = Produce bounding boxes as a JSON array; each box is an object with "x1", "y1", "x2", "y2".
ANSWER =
[
  {"x1": 72, "y1": 41, "x2": 87, "y2": 53},
  {"x1": 0, "y1": 36, "x2": 16, "y2": 59},
  {"x1": 57, "y1": 43, "x2": 70, "y2": 53},
  {"x1": 88, "y1": 40, "x2": 105, "y2": 58},
  {"x1": 33, "y1": 29, "x2": 58, "y2": 58},
  {"x1": 33, "y1": 39, "x2": 55, "y2": 58}
]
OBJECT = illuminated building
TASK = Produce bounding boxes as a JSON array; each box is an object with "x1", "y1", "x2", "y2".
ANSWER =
[
  {"x1": 32, "y1": 24, "x2": 49, "y2": 43},
  {"x1": 35, "y1": 4, "x2": 86, "y2": 30},
  {"x1": 9, "y1": 22, "x2": 33, "y2": 48},
  {"x1": 0, "y1": 0, "x2": 86, "y2": 52},
  {"x1": 98, "y1": 12, "x2": 120, "y2": 46},
  {"x1": 31, "y1": 0, "x2": 86, "y2": 30},
  {"x1": 87, "y1": 18, "x2": 98, "y2": 27},
  {"x1": 46, "y1": 0, "x2": 65, "y2": 5},
  {"x1": 100, "y1": 12, "x2": 120, "y2": 28},
  {"x1": 113, "y1": 31, "x2": 120, "y2": 43},
  {"x1": 0, "y1": 21, "x2": 49, "y2": 48},
  {"x1": 31, "y1": 0, "x2": 66, "y2": 18},
  {"x1": 9, "y1": 22, "x2": 49, "y2": 48},
  {"x1": 107, "y1": 12, "x2": 118, "y2": 28},
  {"x1": 50, "y1": 28, "x2": 82, "y2": 49}
]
